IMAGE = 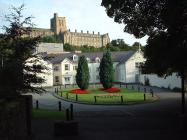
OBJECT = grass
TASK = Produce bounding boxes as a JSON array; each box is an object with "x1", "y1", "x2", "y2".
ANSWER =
[
  {"x1": 57, "y1": 87, "x2": 157, "y2": 105},
  {"x1": 32, "y1": 109, "x2": 65, "y2": 120}
]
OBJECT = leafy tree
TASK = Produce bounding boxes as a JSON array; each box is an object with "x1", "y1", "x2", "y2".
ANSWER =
[
  {"x1": 99, "y1": 51, "x2": 114, "y2": 89},
  {"x1": 64, "y1": 43, "x2": 75, "y2": 51},
  {"x1": 0, "y1": 5, "x2": 46, "y2": 97},
  {"x1": 40, "y1": 35, "x2": 62, "y2": 43},
  {"x1": 101, "y1": 0, "x2": 187, "y2": 113},
  {"x1": 76, "y1": 55, "x2": 89, "y2": 90}
]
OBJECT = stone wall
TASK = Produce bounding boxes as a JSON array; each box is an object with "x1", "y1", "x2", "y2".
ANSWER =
[{"x1": 0, "y1": 95, "x2": 32, "y2": 140}]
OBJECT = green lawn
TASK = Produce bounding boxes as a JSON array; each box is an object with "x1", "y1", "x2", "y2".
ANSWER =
[
  {"x1": 57, "y1": 88, "x2": 157, "y2": 105},
  {"x1": 32, "y1": 109, "x2": 65, "y2": 119}
]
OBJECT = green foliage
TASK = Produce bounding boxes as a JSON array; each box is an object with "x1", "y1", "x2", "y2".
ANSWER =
[
  {"x1": 40, "y1": 35, "x2": 62, "y2": 43},
  {"x1": 101, "y1": 0, "x2": 187, "y2": 113},
  {"x1": 101, "y1": 0, "x2": 187, "y2": 76},
  {"x1": 0, "y1": 5, "x2": 46, "y2": 96},
  {"x1": 64, "y1": 43, "x2": 76, "y2": 51},
  {"x1": 32, "y1": 109, "x2": 65, "y2": 119},
  {"x1": 76, "y1": 55, "x2": 89, "y2": 90},
  {"x1": 63, "y1": 40, "x2": 143, "y2": 52},
  {"x1": 99, "y1": 51, "x2": 114, "y2": 89}
]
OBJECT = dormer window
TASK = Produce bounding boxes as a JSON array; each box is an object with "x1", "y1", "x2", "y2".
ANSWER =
[
  {"x1": 73, "y1": 55, "x2": 78, "y2": 61},
  {"x1": 95, "y1": 57, "x2": 100, "y2": 63},
  {"x1": 86, "y1": 57, "x2": 90, "y2": 62}
]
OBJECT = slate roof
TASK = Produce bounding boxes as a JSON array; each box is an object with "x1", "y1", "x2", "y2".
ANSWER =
[{"x1": 46, "y1": 51, "x2": 136, "y2": 64}]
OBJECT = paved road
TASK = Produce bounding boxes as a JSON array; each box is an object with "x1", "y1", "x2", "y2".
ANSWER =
[{"x1": 30, "y1": 86, "x2": 187, "y2": 140}]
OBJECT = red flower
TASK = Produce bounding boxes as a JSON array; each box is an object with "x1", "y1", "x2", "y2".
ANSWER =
[
  {"x1": 100, "y1": 87, "x2": 120, "y2": 93},
  {"x1": 70, "y1": 89, "x2": 89, "y2": 94}
]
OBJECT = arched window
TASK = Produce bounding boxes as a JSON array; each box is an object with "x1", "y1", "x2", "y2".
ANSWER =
[
  {"x1": 73, "y1": 55, "x2": 78, "y2": 61},
  {"x1": 86, "y1": 57, "x2": 90, "y2": 63},
  {"x1": 95, "y1": 57, "x2": 100, "y2": 63}
]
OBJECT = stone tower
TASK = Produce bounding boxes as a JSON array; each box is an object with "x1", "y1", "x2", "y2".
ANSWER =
[{"x1": 50, "y1": 13, "x2": 67, "y2": 35}]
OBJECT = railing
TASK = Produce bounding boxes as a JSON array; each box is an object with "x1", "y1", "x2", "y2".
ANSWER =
[
  {"x1": 33, "y1": 100, "x2": 74, "y2": 121},
  {"x1": 54, "y1": 83, "x2": 155, "y2": 104}
]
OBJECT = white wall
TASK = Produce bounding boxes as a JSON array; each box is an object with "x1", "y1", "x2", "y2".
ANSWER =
[
  {"x1": 125, "y1": 51, "x2": 145, "y2": 83},
  {"x1": 53, "y1": 63, "x2": 62, "y2": 85},
  {"x1": 89, "y1": 62, "x2": 100, "y2": 83},
  {"x1": 37, "y1": 43, "x2": 63, "y2": 54},
  {"x1": 140, "y1": 73, "x2": 181, "y2": 89},
  {"x1": 28, "y1": 58, "x2": 53, "y2": 87},
  {"x1": 39, "y1": 61, "x2": 53, "y2": 87},
  {"x1": 61, "y1": 58, "x2": 75, "y2": 85}
]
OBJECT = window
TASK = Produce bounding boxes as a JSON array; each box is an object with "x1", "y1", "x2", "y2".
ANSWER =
[
  {"x1": 73, "y1": 55, "x2": 78, "y2": 61},
  {"x1": 135, "y1": 62, "x2": 140, "y2": 68},
  {"x1": 95, "y1": 57, "x2": 100, "y2": 63},
  {"x1": 73, "y1": 66, "x2": 78, "y2": 70},
  {"x1": 55, "y1": 76, "x2": 59, "y2": 83},
  {"x1": 136, "y1": 62, "x2": 143, "y2": 68},
  {"x1": 86, "y1": 57, "x2": 90, "y2": 62},
  {"x1": 54, "y1": 66, "x2": 59, "y2": 71},
  {"x1": 65, "y1": 77, "x2": 70, "y2": 82},
  {"x1": 65, "y1": 64, "x2": 69, "y2": 70}
]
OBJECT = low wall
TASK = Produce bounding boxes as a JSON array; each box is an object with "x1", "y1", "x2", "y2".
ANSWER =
[
  {"x1": 0, "y1": 95, "x2": 32, "y2": 140},
  {"x1": 140, "y1": 73, "x2": 181, "y2": 89}
]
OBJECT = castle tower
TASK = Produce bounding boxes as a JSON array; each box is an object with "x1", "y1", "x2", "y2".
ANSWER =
[{"x1": 50, "y1": 13, "x2": 67, "y2": 35}]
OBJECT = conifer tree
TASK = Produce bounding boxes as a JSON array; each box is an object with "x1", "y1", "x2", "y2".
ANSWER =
[
  {"x1": 99, "y1": 51, "x2": 114, "y2": 89},
  {"x1": 76, "y1": 55, "x2": 89, "y2": 90},
  {"x1": 0, "y1": 5, "x2": 46, "y2": 96}
]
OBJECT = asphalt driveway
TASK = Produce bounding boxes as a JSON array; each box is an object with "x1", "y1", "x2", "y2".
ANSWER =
[{"x1": 30, "y1": 85, "x2": 187, "y2": 140}]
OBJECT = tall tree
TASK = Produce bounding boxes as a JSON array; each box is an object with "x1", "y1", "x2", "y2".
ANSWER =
[
  {"x1": 76, "y1": 55, "x2": 89, "y2": 90},
  {"x1": 0, "y1": 5, "x2": 46, "y2": 97},
  {"x1": 101, "y1": 0, "x2": 187, "y2": 113},
  {"x1": 99, "y1": 51, "x2": 114, "y2": 89}
]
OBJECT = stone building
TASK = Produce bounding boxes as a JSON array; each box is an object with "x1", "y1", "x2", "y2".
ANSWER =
[{"x1": 29, "y1": 13, "x2": 110, "y2": 48}]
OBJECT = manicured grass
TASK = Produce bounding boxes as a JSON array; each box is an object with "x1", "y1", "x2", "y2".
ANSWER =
[
  {"x1": 57, "y1": 88, "x2": 157, "y2": 104},
  {"x1": 32, "y1": 109, "x2": 65, "y2": 120}
]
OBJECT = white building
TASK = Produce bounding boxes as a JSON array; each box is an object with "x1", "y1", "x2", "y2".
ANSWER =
[
  {"x1": 35, "y1": 50, "x2": 181, "y2": 90},
  {"x1": 27, "y1": 56, "x2": 54, "y2": 87},
  {"x1": 46, "y1": 51, "x2": 144, "y2": 85}
]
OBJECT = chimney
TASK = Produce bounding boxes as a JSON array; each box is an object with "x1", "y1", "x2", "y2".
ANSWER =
[
  {"x1": 87, "y1": 31, "x2": 89, "y2": 34},
  {"x1": 98, "y1": 32, "x2": 100, "y2": 35},
  {"x1": 75, "y1": 29, "x2": 77, "y2": 33},
  {"x1": 93, "y1": 31, "x2": 94, "y2": 34},
  {"x1": 69, "y1": 29, "x2": 70, "y2": 32},
  {"x1": 81, "y1": 30, "x2": 83, "y2": 33},
  {"x1": 54, "y1": 13, "x2": 58, "y2": 18}
]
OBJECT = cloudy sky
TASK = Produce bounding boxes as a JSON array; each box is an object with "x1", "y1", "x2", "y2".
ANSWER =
[{"x1": 0, "y1": 0, "x2": 148, "y2": 45}]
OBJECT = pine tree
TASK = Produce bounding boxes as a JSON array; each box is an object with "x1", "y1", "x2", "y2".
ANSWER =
[
  {"x1": 76, "y1": 55, "x2": 89, "y2": 90},
  {"x1": 99, "y1": 51, "x2": 114, "y2": 89},
  {"x1": 0, "y1": 5, "x2": 46, "y2": 96}
]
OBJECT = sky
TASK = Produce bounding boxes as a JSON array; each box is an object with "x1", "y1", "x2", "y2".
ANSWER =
[{"x1": 0, "y1": 0, "x2": 148, "y2": 46}]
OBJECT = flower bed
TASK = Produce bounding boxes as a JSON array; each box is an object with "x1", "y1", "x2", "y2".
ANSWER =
[
  {"x1": 69, "y1": 89, "x2": 89, "y2": 94},
  {"x1": 100, "y1": 87, "x2": 121, "y2": 93}
]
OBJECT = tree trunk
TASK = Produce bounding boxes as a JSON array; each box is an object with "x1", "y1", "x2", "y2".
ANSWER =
[{"x1": 181, "y1": 70, "x2": 185, "y2": 114}]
